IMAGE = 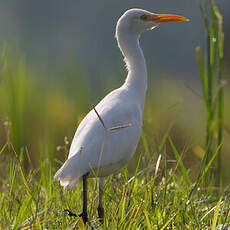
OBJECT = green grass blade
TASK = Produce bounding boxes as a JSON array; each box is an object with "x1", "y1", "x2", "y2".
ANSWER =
[
  {"x1": 19, "y1": 166, "x2": 31, "y2": 194},
  {"x1": 143, "y1": 210, "x2": 152, "y2": 230},
  {"x1": 198, "y1": 144, "x2": 221, "y2": 185},
  {"x1": 141, "y1": 131, "x2": 150, "y2": 158},
  {"x1": 168, "y1": 137, "x2": 191, "y2": 185},
  {"x1": 212, "y1": 0, "x2": 224, "y2": 187},
  {"x1": 214, "y1": 5, "x2": 224, "y2": 59},
  {"x1": 211, "y1": 198, "x2": 222, "y2": 230},
  {"x1": 196, "y1": 47, "x2": 208, "y2": 107},
  {"x1": 0, "y1": 143, "x2": 7, "y2": 156},
  {"x1": 9, "y1": 160, "x2": 17, "y2": 196},
  {"x1": 160, "y1": 213, "x2": 177, "y2": 230}
]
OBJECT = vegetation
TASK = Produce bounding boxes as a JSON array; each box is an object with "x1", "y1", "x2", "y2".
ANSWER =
[
  {"x1": 0, "y1": 0, "x2": 229, "y2": 229},
  {"x1": 196, "y1": 0, "x2": 225, "y2": 187}
]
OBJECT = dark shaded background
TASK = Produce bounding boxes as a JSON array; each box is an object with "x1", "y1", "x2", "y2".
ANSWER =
[{"x1": 0, "y1": 0, "x2": 229, "y2": 80}]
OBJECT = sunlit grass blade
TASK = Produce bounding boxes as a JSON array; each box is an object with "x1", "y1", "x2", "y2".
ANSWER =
[
  {"x1": 155, "y1": 154, "x2": 162, "y2": 176},
  {"x1": 189, "y1": 145, "x2": 221, "y2": 199},
  {"x1": 211, "y1": 197, "x2": 223, "y2": 230},
  {"x1": 199, "y1": 146, "x2": 221, "y2": 183},
  {"x1": 143, "y1": 210, "x2": 152, "y2": 230},
  {"x1": 196, "y1": 204, "x2": 217, "y2": 228},
  {"x1": 160, "y1": 213, "x2": 177, "y2": 230}
]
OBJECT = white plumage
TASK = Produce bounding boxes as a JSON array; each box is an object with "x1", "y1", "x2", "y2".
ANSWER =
[
  {"x1": 54, "y1": 87, "x2": 143, "y2": 189},
  {"x1": 54, "y1": 8, "x2": 188, "y2": 223}
]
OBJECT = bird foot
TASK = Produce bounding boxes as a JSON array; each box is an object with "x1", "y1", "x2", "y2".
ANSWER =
[
  {"x1": 78, "y1": 211, "x2": 88, "y2": 224},
  {"x1": 64, "y1": 209, "x2": 77, "y2": 217},
  {"x1": 64, "y1": 209, "x2": 88, "y2": 224},
  {"x1": 97, "y1": 206, "x2": 104, "y2": 224}
]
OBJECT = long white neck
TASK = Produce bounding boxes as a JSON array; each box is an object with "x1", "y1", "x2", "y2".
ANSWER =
[{"x1": 116, "y1": 28, "x2": 147, "y2": 109}]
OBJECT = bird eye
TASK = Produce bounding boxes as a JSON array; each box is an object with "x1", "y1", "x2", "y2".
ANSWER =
[{"x1": 140, "y1": 15, "x2": 148, "y2": 21}]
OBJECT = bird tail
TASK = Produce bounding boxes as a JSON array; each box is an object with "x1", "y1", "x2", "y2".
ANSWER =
[{"x1": 54, "y1": 154, "x2": 85, "y2": 190}]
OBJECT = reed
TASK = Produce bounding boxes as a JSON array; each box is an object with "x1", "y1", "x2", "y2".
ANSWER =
[{"x1": 196, "y1": 0, "x2": 224, "y2": 187}]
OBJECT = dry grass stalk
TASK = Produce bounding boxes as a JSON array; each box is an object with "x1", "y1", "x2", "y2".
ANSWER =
[{"x1": 93, "y1": 106, "x2": 132, "y2": 131}]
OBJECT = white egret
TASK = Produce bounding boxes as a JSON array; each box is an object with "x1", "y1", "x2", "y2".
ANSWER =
[{"x1": 54, "y1": 8, "x2": 189, "y2": 224}]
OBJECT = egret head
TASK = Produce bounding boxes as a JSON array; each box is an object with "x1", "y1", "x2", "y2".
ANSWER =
[{"x1": 116, "y1": 8, "x2": 189, "y2": 36}]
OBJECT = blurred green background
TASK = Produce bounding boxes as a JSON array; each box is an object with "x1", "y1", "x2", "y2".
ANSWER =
[{"x1": 0, "y1": 1, "x2": 230, "y2": 185}]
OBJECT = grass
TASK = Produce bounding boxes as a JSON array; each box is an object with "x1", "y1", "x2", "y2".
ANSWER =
[
  {"x1": 0, "y1": 0, "x2": 230, "y2": 229},
  {"x1": 0, "y1": 136, "x2": 229, "y2": 229}
]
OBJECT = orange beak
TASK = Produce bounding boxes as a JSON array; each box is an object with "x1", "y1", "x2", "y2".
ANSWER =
[{"x1": 148, "y1": 14, "x2": 189, "y2": 23}]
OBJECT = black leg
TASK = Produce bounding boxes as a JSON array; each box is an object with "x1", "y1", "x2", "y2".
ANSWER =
[
  {"x1": 97, "y1": 178, "x2": 105, "y2": 224},
  {"x1": 97, "y1": 205, "x2": 104, "y2": 224},
  {"x1": 79, "y1": 173, "x2": 89, "y2": 224},
  {"x1": 64, "y1": 173, "x2": 89, "y2": 225}
]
